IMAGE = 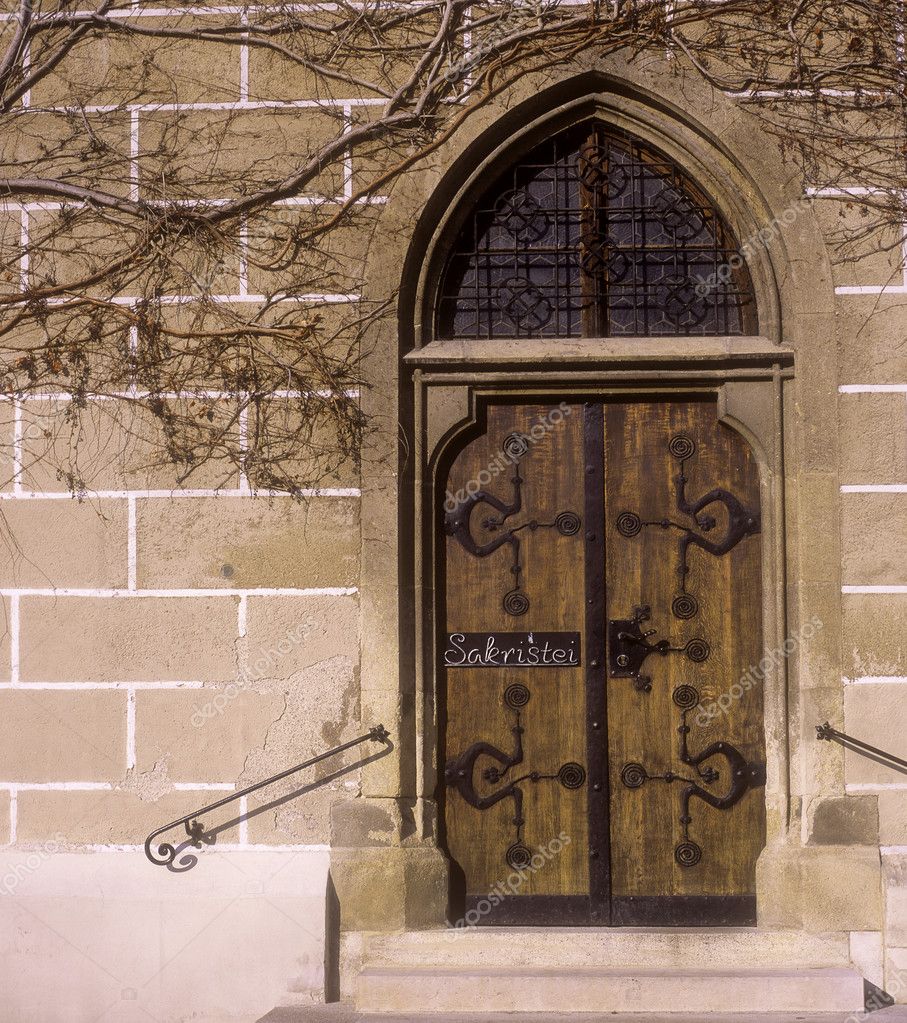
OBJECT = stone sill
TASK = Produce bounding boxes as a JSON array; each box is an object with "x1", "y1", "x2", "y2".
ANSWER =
[{"x1": 405, "y1": 336, "x2": 793, "y2": 370}]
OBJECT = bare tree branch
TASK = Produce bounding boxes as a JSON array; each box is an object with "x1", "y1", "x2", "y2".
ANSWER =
[{"x1": 0, "y1": 0, "x2": 903, "y2": 494}]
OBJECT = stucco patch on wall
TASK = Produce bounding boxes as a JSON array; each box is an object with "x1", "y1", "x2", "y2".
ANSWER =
[{"x1": 238, "y1": 655, "x2": 360, "y2": 844}]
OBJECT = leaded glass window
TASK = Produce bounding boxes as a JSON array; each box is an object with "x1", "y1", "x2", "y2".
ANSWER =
[{"x1": 437, "y1": 122, "x2": 757, "y2": 339}]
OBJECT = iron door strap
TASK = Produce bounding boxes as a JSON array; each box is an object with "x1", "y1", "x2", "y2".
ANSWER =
[
  {"x1": 444, "y1": 684, "x2": 586, "y2": 871},
  {"x1": 445, "y1": 432, "x2": 581, "y2": 616},
  {"x1": 615, "y1": 433, "x2": 760, "y2": 621},
  {"x1": 621, "y1": 684, "x2": 766, "y2": 868}
]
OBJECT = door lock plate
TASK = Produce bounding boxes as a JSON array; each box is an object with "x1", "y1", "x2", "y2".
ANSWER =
[{"x1": 608, "y1": 604, "x2": 709, "y2": 692}]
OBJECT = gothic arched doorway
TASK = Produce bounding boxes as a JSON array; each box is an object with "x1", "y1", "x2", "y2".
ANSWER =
[{"x1": 437, "y1": 121, "x2": 766, "y2": 926}]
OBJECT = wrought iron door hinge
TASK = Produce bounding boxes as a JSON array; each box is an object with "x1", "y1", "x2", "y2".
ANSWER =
[{"x1": 615, "y1": 434, "x2": 760, "y2": 621}]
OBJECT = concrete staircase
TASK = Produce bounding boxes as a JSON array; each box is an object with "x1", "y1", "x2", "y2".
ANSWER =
[{"x1": 259, "y1": 926, "x2": 898, "y2": 1019}]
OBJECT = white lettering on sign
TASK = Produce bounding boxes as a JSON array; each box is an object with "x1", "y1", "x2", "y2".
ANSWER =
[{"x1": 443, "y1": 632, "x2": 581, "y2": 668}]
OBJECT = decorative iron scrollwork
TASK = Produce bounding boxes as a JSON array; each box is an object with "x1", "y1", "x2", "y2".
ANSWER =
[
  {"x1": 144, "y1": 817, "x2": 217, "y2": 874},
  {"x1": 444, "y1": 685, "x2": 586, "y2": 868},
  {"x1": 620, "y1": 684, "x2": 766, "y2": 868},
  {"x1": 650, "y1": 186, "x2": 706, "y2": 241},
  {"x1": 616, "y1": 433, "x2": 760, "y2": 620},
  {"x1": 582, "y1": 237, "x2": 631, "y2": 282},
  {"x1": 608, "y1": 604, "x2": 710, "y2": 692},
  {"x1": 506, "y1": 842, "x2": 533, "y2": 870},
  {"x1": 445, "y1": 435, "x2": 581, "y2": 616},
  {"x1": 662, "y1": 274, "x2": 710, "y2": 330}
]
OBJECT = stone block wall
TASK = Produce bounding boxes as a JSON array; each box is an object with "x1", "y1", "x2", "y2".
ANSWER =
[
  {"x1": 0, "y1": 9, "x2": 372, "y2": 1019},
  {"x1": 829, "y1": 207, "x2": 907, "y2": 999},
  {"x1": 838, "y1": 382, "x2": 907, "y2": 995}
]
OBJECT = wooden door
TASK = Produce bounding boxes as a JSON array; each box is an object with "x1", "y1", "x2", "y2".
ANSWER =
[{"x1": 441, "y1": 400, "x2": 766, "y2": 926}]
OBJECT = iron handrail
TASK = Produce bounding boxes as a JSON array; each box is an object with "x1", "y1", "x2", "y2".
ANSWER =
[
  {"x1": 816, "y1": 722, "x2": 907, "y2": 777},
  {"x1": 145, "y1": 724, "x2": 390, "y2": 872}
]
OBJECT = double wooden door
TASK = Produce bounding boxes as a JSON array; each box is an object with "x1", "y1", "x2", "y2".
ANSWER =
[{"x1": 441, "y1": 400, "x2": 766, "y2": 926}]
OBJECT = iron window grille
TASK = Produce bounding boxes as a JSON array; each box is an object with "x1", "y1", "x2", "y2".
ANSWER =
[{"x1": 437, "y1": 122, "x2": 757, "y2": 340}]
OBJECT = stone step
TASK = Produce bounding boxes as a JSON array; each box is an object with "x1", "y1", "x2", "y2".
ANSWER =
[
  {"x1": 354, "y1": 966, "x2": 865, "y2": 1014},
  {"x1": 361, "y1": 927, "x2": 851, "y2": 971},
  {"x1": 259, "y1": 1009, "x2": 907, "y2": 1023}
]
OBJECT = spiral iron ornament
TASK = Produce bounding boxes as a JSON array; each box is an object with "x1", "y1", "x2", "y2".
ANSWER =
[
  {"x1": 502, "y1": 589, "x2": 530, "y2": 616},
  {"x1": 504, "y1": 683, "x2": 531, "y2": 709},
  {"x1": 616, "y1": 511, "x2": 642, "y2": 537},
  {"x1": 672, "y1": 684, "x2": 701, "y2": 711},
  {"x1": 502, "y1": 432, "x2": 529, "y2": 461},
  {"x1": 555, "y1": 511, "x2": 582, "y2": 536},
  {"x1": 144, "y1": 819, "x2": 215, "y2": 874},
  {"x1": 674, "y1": 840, "x2": 703, "y2": 868},
  {"x1": 506, "y1": 842, "x2": 533, "y2": 871},
  {"x1": 669, "y1": 434, "x2": 697, "y2": 460},
  {"x1": 671, "y1": 593, "x2": 699, "y2": 620},
  {"x1": 558, "y1": 762, "x2": 587, "y2": 790},
  {"x1": 621, "y1": 762, "x2": 648, "y2": 789},
  {"x1": 684, "y1": 638, "x2": 710, "y2": 663}
]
